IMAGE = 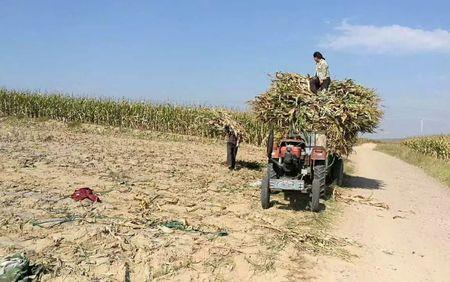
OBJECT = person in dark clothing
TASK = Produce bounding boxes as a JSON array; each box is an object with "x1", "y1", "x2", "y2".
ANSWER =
[
  {"x1": 310, "y1": 51, "x2": 331, "y2": 93},
  {"x1": 225, "y1": 125, "x2": 239, "y2": 170},
  {"x1": 310, "y1": 76, "x2": 331, "y2": 93}
]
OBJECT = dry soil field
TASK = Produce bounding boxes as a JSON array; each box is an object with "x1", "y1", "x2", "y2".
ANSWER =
[
  {"x1": 0, "y1": 118, "x2": 347, "y2": 281},
  {"x1": 4, "y1": 118, "x2": 448, "y2": 281}
]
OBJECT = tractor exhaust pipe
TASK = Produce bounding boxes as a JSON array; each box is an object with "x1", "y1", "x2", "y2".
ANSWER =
[{"x1": 266, "y1": 125, "x2": 285, "y2": 177}]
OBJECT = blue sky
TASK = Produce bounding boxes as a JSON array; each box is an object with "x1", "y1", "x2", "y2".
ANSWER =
[{"x1": 1, "y1": 0, "x2": 449, "y2": 138}]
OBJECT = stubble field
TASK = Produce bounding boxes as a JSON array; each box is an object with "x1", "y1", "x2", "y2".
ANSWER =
[{"x1": 0, "y1": 118, "x2": 346, "y2": 281}]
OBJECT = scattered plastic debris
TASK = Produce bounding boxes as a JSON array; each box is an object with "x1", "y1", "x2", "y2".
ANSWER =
[
  {"x1": 71, "y1": 187, "x2": 101, "y2": 203},
  {"x1": 158, "y1": 220, "x2": 228, "y2": 238},
  {"x1": 0, "y1": 253, "x2": 43, "y2": 282},
  {"x1": 249, "y1": 180, "x2": 261, "y2": 187},
  {"x1": 30, "y1": 215, "x2": 78, "y2": 228}
]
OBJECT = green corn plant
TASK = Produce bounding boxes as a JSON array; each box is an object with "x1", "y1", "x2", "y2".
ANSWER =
[{"x1": 402, "y1": 136, "x2": 450, "y2": 160}]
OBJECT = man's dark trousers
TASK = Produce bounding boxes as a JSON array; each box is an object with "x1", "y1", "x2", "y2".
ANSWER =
[{"x1": 227, "y1": 142, "x2": 238, "y2": 169}]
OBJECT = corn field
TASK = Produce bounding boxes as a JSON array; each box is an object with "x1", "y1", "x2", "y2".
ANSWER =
[
  {"x1": 0, "y1": 88, "x2": 268, "y2": 145},
  {"x1": 402, "y1": 136, "x2": 450, "y2": 160}
]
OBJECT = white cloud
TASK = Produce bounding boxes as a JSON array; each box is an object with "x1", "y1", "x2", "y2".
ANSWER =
[{"x1": 322, "y1": 22, "x2": 450, "y2": 54}]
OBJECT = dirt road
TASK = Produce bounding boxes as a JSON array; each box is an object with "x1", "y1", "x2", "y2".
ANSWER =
[{"x1": 316, "y1": 143, "x2": 450, "y2": 281}]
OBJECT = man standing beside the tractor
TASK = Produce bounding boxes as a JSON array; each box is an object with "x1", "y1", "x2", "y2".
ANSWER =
[
  {"x1": 310, "y1": 51, "x2": 331, "y2": 93},
  {"x1": 225, "y1": 125, "x2": 239, "y2": 170}
]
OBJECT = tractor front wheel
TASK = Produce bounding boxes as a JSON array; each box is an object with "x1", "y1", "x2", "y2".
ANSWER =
[{"x1": 311, "y1": 163, "x2": 326, "y2": 212}]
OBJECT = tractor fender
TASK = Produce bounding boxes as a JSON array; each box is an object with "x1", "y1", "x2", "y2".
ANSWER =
[{"x1": 311, "y1": 146, "x2": 327, "y2": 160}]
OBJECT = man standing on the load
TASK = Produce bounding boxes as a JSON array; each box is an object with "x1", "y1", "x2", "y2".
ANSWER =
[
  {"x1": 225, "y1": 125, "x2": 239, "y2": 170},
  {"x1": 310, "y1": 51, "x2": 331, "y2": 93}
]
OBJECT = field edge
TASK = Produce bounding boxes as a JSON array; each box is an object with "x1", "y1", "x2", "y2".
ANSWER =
[{"x1": 375, "y1": 143, "x2": 450, "y2": 188}]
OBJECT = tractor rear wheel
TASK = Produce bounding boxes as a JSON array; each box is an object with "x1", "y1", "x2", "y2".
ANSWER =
[
  {"x1": 311, "y1": 163, "x2": 326, "y2": 212},
  {"x1": 261, "y1": 165, "x2": 272, "y2": 209}
]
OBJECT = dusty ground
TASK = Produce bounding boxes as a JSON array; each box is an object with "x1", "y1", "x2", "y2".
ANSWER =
[
  {"x1": 4, "y1": 119, "x2": 447, "y2": 281},
  {"x1": 316, "y1": 143, "x2": 450, "y2": 281},
  {"x1": 0, "y1": 118, "x2": 347, "y2": 281}
]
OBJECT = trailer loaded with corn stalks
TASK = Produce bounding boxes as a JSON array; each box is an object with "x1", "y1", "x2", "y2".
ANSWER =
[{"x1": 251, "y1": 72, "x2": 383, "y2": 211}]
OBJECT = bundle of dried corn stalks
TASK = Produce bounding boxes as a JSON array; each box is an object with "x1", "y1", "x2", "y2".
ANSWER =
[
  {"x1": 207, "y1": 110, "x2": 247, "y2": 141},
  {"x1": 251, "y1": 72, "x2": 383, "y2": 155}
]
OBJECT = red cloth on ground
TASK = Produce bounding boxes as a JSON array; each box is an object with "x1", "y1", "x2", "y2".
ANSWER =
[{"x1": 71, "y1": 187, "x2": 101, "y2": 203}]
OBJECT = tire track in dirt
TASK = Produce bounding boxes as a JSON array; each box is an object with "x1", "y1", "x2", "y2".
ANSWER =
[{"x1": 315, "y1": 143, "x2": 450, "y2": 281}]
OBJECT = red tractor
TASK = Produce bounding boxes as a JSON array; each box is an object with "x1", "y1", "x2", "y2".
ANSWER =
[{"x1": 261, "y1": 130, "x2": 343, "y2": 212}]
